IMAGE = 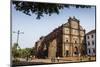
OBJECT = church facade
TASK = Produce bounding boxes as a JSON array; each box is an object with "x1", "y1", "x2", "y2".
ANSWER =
[{"x1": 35, "y1": 17, "x2": 86, "y2": 58}]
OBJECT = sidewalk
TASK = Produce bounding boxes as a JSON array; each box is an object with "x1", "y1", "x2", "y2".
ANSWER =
[
  {"x1": 31, "y1": 57, "x2": 79, "y2": 63},
  {"x1": 12, "y1": 56, "x2": 96, "y2": 66},
  {"x1": 31, "y1": 56, "x2": 96, "y2": 63}
]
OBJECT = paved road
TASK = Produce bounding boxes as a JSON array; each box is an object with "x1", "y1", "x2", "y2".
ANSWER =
[{"x1": 12, "y1": 56, "x2": 96, "y2": 66}]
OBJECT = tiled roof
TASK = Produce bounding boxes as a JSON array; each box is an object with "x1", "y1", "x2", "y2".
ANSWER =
[{"x1": 86, "y1": 29, "x2": 96, "y2": 35}]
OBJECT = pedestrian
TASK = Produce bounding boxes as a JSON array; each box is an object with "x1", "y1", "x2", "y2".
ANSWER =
[
  {"x1": 57, "y1": 57, "x2": 60, "y2": 62},
  {"x1": 51, "y1": 57, "x2": 53, "y2": 62}
]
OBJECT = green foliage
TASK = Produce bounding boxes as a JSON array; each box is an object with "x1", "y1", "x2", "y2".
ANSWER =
[
  {"x1": 12, "y1": 44, "x2": 36, "y2": 61},
  {"x1": 12, "y1": 1, "x2": 91, "y2": 19},
  {"x1": 12, "y1": 43, "x2": 19, "y2": 58}
]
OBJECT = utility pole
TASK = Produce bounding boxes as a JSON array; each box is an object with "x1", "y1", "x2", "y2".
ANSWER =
[{"x1": 13, "y1": 30, "x2": 24, "y2": 48}]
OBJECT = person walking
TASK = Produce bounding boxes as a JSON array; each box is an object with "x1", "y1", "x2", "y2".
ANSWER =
[{"x1": 57, "y1": 57, "x2": 60, "y2": 62}]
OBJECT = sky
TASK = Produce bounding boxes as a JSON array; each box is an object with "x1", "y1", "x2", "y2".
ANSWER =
[{"x1": 12, "y1": 3, "x2": 96, "y2": 48}]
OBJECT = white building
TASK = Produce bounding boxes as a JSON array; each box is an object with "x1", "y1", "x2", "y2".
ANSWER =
[{"x1": 86, "y1": 29, "x2": 96, "y2": 56}]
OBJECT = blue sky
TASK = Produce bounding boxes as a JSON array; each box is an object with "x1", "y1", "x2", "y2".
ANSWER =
[{"x1": 12, "y1": 3, "x2": 95, "y2": 48}]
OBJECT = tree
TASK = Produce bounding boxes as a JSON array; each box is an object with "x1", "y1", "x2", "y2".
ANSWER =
[
  {"x1": 31, "y1": 47, "x2": 36, "y2": 56},
  {"x1": 12, "y1": 1, "x2": 91, "y2": 19},
  {"x1": 12, "y1": 43, "x2": 19, "y2": 59},
  {"x1": 19, "y1": 48, "x2": 33, "y2": 61}
]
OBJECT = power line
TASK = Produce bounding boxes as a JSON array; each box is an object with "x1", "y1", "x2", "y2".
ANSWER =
[{"x1": 13, "y1": 30, "x2": 24, "y2": 48}]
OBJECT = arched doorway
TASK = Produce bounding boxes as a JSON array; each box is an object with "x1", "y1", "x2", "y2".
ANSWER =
[{"x1": 74, "y1": 46, "x2": 79, "y2": 55}]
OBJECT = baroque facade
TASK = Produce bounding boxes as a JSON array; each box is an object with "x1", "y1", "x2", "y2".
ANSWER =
[{"x1": 35, "y1": 17, "x2": 86, "y2": 58}]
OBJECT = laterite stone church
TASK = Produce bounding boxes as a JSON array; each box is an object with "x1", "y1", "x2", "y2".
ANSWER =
[{"x1": 35, "y1": 17, "x2": 86, "y2": 58}]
